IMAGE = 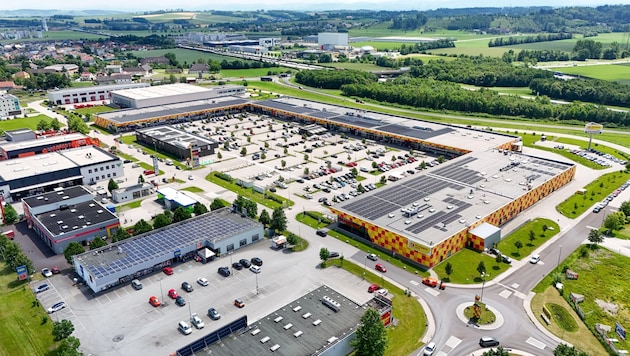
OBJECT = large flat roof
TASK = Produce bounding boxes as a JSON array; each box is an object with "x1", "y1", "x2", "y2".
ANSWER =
[
  {"x1": 22, "y1": 186, "x2": 92, "y2": 208},
  {"x1": 36, "y1": 200, "x2": 118, "y2": 239},
  {"x1": 334, "y1": 150, "x2": 574, "y2": 248},
  {"x1": 0, "y1": 133, "x2": 88, "y2": 152},
  {"x1": 74, "y1": 208, "x2": 262, "y2": 280},
  {"x1": 59, "y1": 145, "x2": 119, "y2": 166},
  {"x1": 205, "y1": 285, "x2": 366, "y2": 356},
  {"x1": 137, "y1": 126, "x2": 216, "y2": 149},
  {"x1": 110, "y1": 83, "x2": 210, "y2": 100},
  {"x1": 47, "y1": 83, "x2": 148, "y2": 96}
]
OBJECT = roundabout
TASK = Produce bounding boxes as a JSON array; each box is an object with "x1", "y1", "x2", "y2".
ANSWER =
[{"x1": 455, "y1": 302, "x2": 505, "y2": 330}]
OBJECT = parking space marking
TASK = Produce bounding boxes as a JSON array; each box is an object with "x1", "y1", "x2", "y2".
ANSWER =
[
  {"x1": 511, "y1": 283, "x2": 520, "y2": 289},
  {"x1": 424, "y1": 287, "x2": 440, "y2": 297},
  {"x1": 526, "y1": 336, "x2": 547, "y2": 350},
  {"x1": 499, "y1": 290, "x2": 512, "y2": 299},
  {"x1": 410, "y1": 280, "x2": 419, "y2": 286},
  {"x1": 445, "y1": 335, "x2": 462, "y2": 349}
]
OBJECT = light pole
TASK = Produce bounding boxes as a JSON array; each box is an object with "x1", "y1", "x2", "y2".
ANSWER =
[
  {"x1": 228, "y1": 251, "x2": 233, "y2": 273},
  {"x1": 188, "y1": 301, "x2": 192, "y2": 320},
  {"x1": 364, "y1": 255, "x2": 367, "y2": 270},
  {"x1": 557, "y1": 245, "x2": 563, "y2": 269},
  {"x1": 255, "y1": 271, "x2": 259, "y2": 295},
  {"x1": 159, "y1": 278, "x2": 164, "y2": 307},
  {"x1": 480, "y1": 272, "x2": 489, "y2": 302}
]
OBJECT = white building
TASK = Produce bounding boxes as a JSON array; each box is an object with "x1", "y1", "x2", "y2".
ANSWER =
[
  {"x1": 318, "y1": 32, "x2": 349, "y2": 48},
  {"x1": 110, "y1": 83, "x2": 245, "y2": 109},
  {"x1": 47, "y1": 83, "x2": 149, "y2": 105},
  {"x1": 0, "y1": 92, "x2": 21, "y2": 118}
]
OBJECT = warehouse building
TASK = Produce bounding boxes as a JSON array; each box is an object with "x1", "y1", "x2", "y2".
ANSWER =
[
  {"x1": 22, "y1": 186, "x2": 120, "y2": 254},
  {"x1": 109, "y1": 83, "x2": 245, "y2": 109},
  {"x1": 47, "y1": 83, "x2": 149, "y2": 105},
  {"x1": 176, "y1": 285, "x2": 391, "y2": 356},
  {"x1": 0, "y1": 145, "x2": 123, "y2": 202},
  {"x1": 0, "y1": 132, "x2": 100, "y2": 160},
  {"x1": 72, "y1": 207, "x2": 264, "y2": 293},
  {"x1": 135, "y1": 126, "x2": 218, "y2": 164}
]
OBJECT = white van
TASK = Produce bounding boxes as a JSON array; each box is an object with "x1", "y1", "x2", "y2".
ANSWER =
[{"x1": 178, "y1": 321, "x2": 192, "y2": 335}]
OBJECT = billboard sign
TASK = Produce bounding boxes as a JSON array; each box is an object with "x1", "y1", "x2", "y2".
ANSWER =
[
  {"x1": 584, "y1": 122, "x2": 603, "y2": 134},
  {"x1": 152, "y1": 156, "x2": 159, "y2": 175},
  {"x1": 16, "y1": 265, "x2": 27, "y2": 281},
  {"x1": 616, "y1": 322, "x2": 626, "y2": 341}
]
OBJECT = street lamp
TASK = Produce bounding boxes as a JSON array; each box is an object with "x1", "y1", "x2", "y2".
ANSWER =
[
  {"x1": 480, "y1": 272, "x2": 489, "y2": 302},
  {"x1": 159, "y1": 278, "x2": 164, "y2": 307},
  {"x1": 228, "y1": 251, "x2": 233, "y2": 273},
  {"x1": 557, "y1": 245, "x2": 563, "y2": 269},
  {"x1": 364, "y1": 255, "x2": 367, "y2": 270},
  {"x1": 255, "y1": 271, "x2": 259, "y2": 295},
  {"x1": 188, "y1": 301, "x2": 192, "y2": 320}
]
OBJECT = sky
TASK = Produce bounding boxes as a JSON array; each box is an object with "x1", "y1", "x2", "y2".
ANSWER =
[{"x1": 2, "y1": 0, "x2": 625, "y2": 12}]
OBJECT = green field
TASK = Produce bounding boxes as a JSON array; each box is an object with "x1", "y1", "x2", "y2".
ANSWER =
[
  {"x1": 73, "y1": 105, "x2": 116, "y2": 116},
  {"x1": 549, "y1": 63, "x2": 630, "y2": 83},
  {"x1": 496, "y1": 218, "x2": 560, "y2": 260},
  {"x1": 0, "y1": 115, "x2": 52, "y2": 132},
  {"x1": 319, "y1": 62, "x2": 383, "y2": 71},
  {"x1": 432, "y1": 248, "x2": 510, "y2": 283},
  {"x1": 131, "y1": 48, "x2": 251, "y2": 66},
  {"x1": 0, "y1": 30, "x2": 105, "y2": 44},
  {"x1": 557, "y1": 171, "x2": 630, "y2": 218}
]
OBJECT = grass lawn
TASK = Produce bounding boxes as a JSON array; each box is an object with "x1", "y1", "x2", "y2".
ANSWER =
[
  {"x1": 117, "y1": 200, "x2": 143, "y2": 211},
  {"x1": 547, "y1": 303, "x2": 579, "y2": 332},
  {"x1": 463, "y1": 302, "x2": 496, "y2": 324},
  {"x1": 549, "y1": 63, "x2": 630, "y2": 82},
  {"x1": 533, "y1": 247, "x2": 629, "y2": 352},
  {"x1": 0, "y1": 263, "x2": 56, "y2": 356},
  {"x1": 557, "y1": 171, "x2": 630, "y2": 218},
  {"x1": 295, "y1": 211, "x2": 333, "y2": 229},
  {"x1": 131, "y1": 48, "x2": 263, "y2": 67},
  {"x1": 319, "y1": 62, "x2": 383, "y2": 71},
  {"x1": 180, "y1": 186, "x2": 204, "y2": 193},
  {"x1": 554, "y1": 137, "x2": 629, "y2": 161},
  {"x1": 117, "y1": 134, "x2": 188, "y2": 170},
  {"x1": 496, "y1": 218, "x2": 560, "y2": 260},
  {"x1": 432, "y1": 248, "x2": 510, "y2": 283},
  {"x1": 73, "y1": 105, "x2": 116, "y2": 116},
  {"x1": 0, "y1": 115, "x2": 54, "y2": 132},
  {"x1": 206, "y1": 171, "x2": 293, "y2": 209},
  {"x1": 322, "y1": 258, "x2": 427, "y2": 355},
  {"x1": 531, "y1": 286, "x2": 606, "y2": 356},
  {"x1": 219, "y1": 68, "x2": 291, "y2": 79}
]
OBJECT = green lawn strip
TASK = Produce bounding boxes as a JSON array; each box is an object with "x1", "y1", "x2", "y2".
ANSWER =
[
  {"x1": 117, "y1": 134, "x2": 188, "y2": 170},
  {"x1": 206, "y1": 171, "x2": 294, "y2": 209},
  {"x1": 73, "y1": 105, "x2": 116, "y2": 116},
  {"x1": 516, "y1": 132, "x2": 606, "y2": 170},
  {"x1": 0, "y1": 264, "x2": 56, "y2": 356},
  {"x1": 324, "y1": 228, "x2": 429, "y2": 277},
  {"x1": 433, "y1": 248, "x2": 510, "y2": 283},
  {"x1": 496, "y1": 218, "x2": 560, "y2": 260},
  {"x1": 295, "y1": 211, "x2": 333, "y2": 229},
  {"x1": 0, "y1": 115, "x2": 52, "y2": 131},
  {"x1": 533, "y1": 247, "x2": 630, "y2": 352},
  {"x1": 557, "y1": 171, "x2": 630, "y2": 218},
  {"x1": 547, "y1": 303, "x2": 579, "y2": 332},
  {"x1": 117, "y1": 200, "x2": 143, "y2": 211},
  {"x1": 322, "y1": 258, "x2": 427, "y2": 355},
  {"x1": 180, "y1": 186, "x2": 205, "y2": 193},
  {"x1": 279, "y1": 231, "x2": 310, "y2": 252},
  {"x1": 116, "y1": 152, "x2": 138, "y2": 162},
  {"x1": 135, "y1": 162, "x2": 165, "y2": 176}
]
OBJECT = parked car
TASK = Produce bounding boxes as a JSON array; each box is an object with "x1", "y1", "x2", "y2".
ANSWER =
[
  {"x1": 163, "y1": 266, "x2": 174, "y2": 275},
  {"x1": 47, "y1": 301, "x2": 66, "y2": 314},
  {"x1": 197, "y1": 277, "x2": 209, "y2": 287},
  {"x1": 149, "y1": 296, "x2": 161, "y2": 307},
  {"x1": 218, "y1": 267, "x2": 231, "y2": 277},
  {"x1": 33, "y1": 284, "x2": 50, "y2": 294},
  {"x1": 502, "y1": 256, "x2": 512, "y2": 264},
  {"x1": 41, "y1": 268, "x2": 53, "y2": 278},
  {"x1": 131, "y1": 279, "x2": 143, "y2": 290},
  {"x1": 251, "y1": 257, "x2": 263, "y2": 266},
  {"x1": 366, "y1": 253, "x2": 378, "y2": 261},
  {"x1": 208, "y1": 308, "x2": 221, "y2": 320},
  {"x1": 479, "y1": 336, "x2": 500, "y2": 347},
  {"x1": 316, "y1": 229, "x2": 328, "y2": 237},
  {"x1": 368, "y1": 283, "x2": 380, "y2": 293},
  {"x1": 488, "y1": 248, "x2": 500, "y2": 256},
  {"x1": 377, "y1": 288, "x2": 389, "y2": 296},
  {"x1": 175, "y1": 295, "x2": 186, "y2": 306},
  {"x1": 249, "y1": 265, "x2": 261, "y2": 274},
  {"x1": 168, "y1": 289, "x2": 178, "y2": 299},
  {"x1": 232, "y1": 262, "x2": 243, "y2": 270},
  {"x1": 178, "y1": 321, "x2": 192, "y2": 335},
  {"x1": 239, "y1": 259, "x2": 251, "y2": 268},
  {"x1": 181, "y1": 281, "x2": 193, "y2": 292},
  {"x1": 529, "y1": 254, "x2": 541, "y2": 264},
  {"x1": 329, "y1": 251, "x2": 340, "y2": 258},
  {"x1": 375, "y1": 263, "x2": 387, "y2": 273},
  {"x1": 190, "y1": 313, "x2": 205, "y2": 329},
  {"x1": 234, "y1": 298, "x2": 245, "y2": 308}
]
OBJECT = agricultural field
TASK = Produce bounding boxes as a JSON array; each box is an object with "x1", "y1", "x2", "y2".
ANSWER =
[
  {"x1": 318, "y1": 62, "x2": 383, "y2": 71},
  {"x1": 131, "y1": 48, "x2": 255, "y2": 66},
  {"x1": 549, "y1": 63, "x2": 630, "y2": 84},
  {"x1": 0, "y1": 30, "x2": 105, "y2": 44}
]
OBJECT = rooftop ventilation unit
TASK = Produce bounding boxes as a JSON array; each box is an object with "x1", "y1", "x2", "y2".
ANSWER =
[
  {"x1": 302, "y1": 312, "x2": 311, "y2": 319},
  {"x1": 274, "y1": 316, "x2": 283, "y2": 323},
  {"x1": 322, "y1": 296, "x2": 340, "y2": 312},
  {"x1": 269, "y1": 344, "x2": 280, "y2": 352},
  {"x1": 292, "y1": 306, "x2": 302, "y2": 312},
  {"x1": 283, "y1": 323, "x2": 293, "y2": 330},
  {"x1": 251, "y1": 329, "x2": 261, "y2": 336},
  {"x1": 313, "y1": 319, "x2": 321, "y2": 326},
  {"x1": 294, "y1": 330, "x2": 303, "y2": 338},
  {"x1": 260, "y1": 336, "x2": 270, "y2": 344}
]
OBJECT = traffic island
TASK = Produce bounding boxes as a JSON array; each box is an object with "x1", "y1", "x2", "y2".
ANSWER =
[{"x1": 455, "y1": 300, "x2": 504, "y2": 330}]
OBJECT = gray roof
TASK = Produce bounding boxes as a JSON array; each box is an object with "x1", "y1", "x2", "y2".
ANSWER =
[
  {"x1": 36, "y1": 200, "x2": 118, "y2": 238},
  {"x1": 22, "y1": 186, "x2": 92, "y2": 208}
]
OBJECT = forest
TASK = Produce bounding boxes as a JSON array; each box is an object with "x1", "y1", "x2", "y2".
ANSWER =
[
  {"x1": 294, "y1": 70, "x2": 377, "y2": 89},
  {"x1": 529, "y1": 78, "x2": 630, "y2": 108}
]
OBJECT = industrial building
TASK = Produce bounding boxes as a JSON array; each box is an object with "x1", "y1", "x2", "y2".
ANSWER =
[
  {"x1": 22, "y1": 186, "x2": 120, "y2": 254},
  {"x1": 318, "y1": 32, "x2": 349, "y2": 49},
  {"x1": 0, "y1": 92, "x2": 22, "y2": 118},
  {"x1": 176, "y1": 285, "x2": 392, "y2": 356},
  {"x1": 0, "y1": 132, "x2": 100, "y2": 160},
  {"x1": 109, "y1": 83, "x2": 245, "y2": 109},
  {"x1": 72, "y1": 207, "x2": 264, "y2": 293},
  {"x1": 135, "y1": 126, "x2": 218, "y2": 165},
  {"x1": 47, "y1": 83, "x2": 149, "y2": 105},
  {"x1": 0, "y1": 145, "x2": 123, "y2": 202},
  {"x1": 156, "y1": 187, "x2": 198, "y2": 212}
]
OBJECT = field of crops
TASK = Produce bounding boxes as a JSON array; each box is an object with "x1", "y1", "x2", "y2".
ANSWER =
[
  {"x1": 549, "y1": 63, "x2": 630, "y2": 83},
  {"x1": 131, "y1": 48, "x2": 249, "y2": 65}
]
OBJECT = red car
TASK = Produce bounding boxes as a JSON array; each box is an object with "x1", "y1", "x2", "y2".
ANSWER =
[
  {"x1": 149, "y1": 296, "x2": 161, "y2": 307},
  {"x1": 375, "y1": 263, "x2": 387, "y2": 273},
  {"x1": 163, "y1": 266, "x2": 174, "y2": 275},
  {"x1": 368, "y1": 283, "x2": 380, "y2": 293},
  {"x1": 422, "y1": 277, "x2": 438, "y2": 287},
  {"x1": 168, "y1": 289, "x2": 178, "y2": 299}
]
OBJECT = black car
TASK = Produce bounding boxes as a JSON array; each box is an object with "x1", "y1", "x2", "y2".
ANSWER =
[
  {"x1": 232, "y1": 262, "x2": 243, "y2": 270},
  {"x1": 488, "y1": 248, "x2": 500, "y2": 256},
  {"x1": 479, "y1": 337, "x2": 500, "y2": 347},
  {"x1": 181, "y1": 281, "x2": 193, "y2": 292},
  {"x1": 239, "y1": 259, "x2": 251, "y2": 268},
  {"x1": 208, "y1": 307, "x2": 221, "y2": 320},
  {"x1": 175, "y1": 296, "x2": 186, "y2": 306},
  {"x1": 251, "y1": 257, "x2": 263, "y2": 266},
  {"x1": 218, "y1": 267, "x2": 231, "y2": 277},
  {"x1": 316, "y1": 230, "x2": 328, "y2": 237},
  {"x1": 329, "y1": 251, "x2": 340, "y2": 258}
]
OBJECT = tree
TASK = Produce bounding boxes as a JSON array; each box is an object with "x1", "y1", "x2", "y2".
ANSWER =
[
  {"x1": 240, "y1": 147, "x2": 247, "y2": 156},
  {"x1": 495, "y1": 253, "x2": 503, "y2": 266},
  {"x1": 132, "y1": 219, "x2": 153, "y2": 236},
  {"x1": 554, "y1": 343, "x2": 589, "y2": 356},
  {"x1": 281, "y1": 160, "x2": 287, "y2": 168},
  {"x1": 529, "y1": 230, "x2": 536, "y2": 245},
  {"x1": 52, "y1": 319, "x2": 75, "y2": 341},
  {"x1": 259, "y1": 210, "x2": 271, "y2": 227},
  {"x1": 217, "y1": 152, "x2": 222, "y2": 159},
  {"x1": 50, "y1": 118, "x2": 62, "y2": 131},
  {"x1": 620, "y1": 200, "x2": 630, "y2": 217},
  {"x1": 319, "y1": 247, "x2": 330, "y2": 262},
  {"x1": 542, "y1": 224, "x2": 549, "y2": 235},
  {"x1": 445, "y1": 262, "x2": 453, "y2": 279},
  {"x1": 437, "y1": 155, "x2": 445, "y2": 163},
  {"x1": 89, "y1": 237, "x2": 107, "y2": 250},
  {"x1": 152, "y1": 214, "x2": 172, "y2": 229},
  {"x1": 112, "y1": 227, "x2": 130, "y2": 242},
  {"x1": 107, "y1": 178, "x2": 119, "y2": 193},
  {"x1": 358, "y1": 183, "x2": 365, "y2": 193},
  {"x1": 37, "y1": 119, "x2": 51, "y2": 131},
  {"x1": 483, "y1": 347, "x2": 510, "y2": 356},
  {"x1": 587, "y1": 229, "x2": 603, "y2": 246},
  {"x1": 56, "y1": 336, "x2": 81, "y2": 356},
  {"x1": 64, "y1": 242, "x2": 85, "y2": 264},
  {"x1": 477, "y1": 261, "x2": 486, "y2": 276},
  {"x1": 172, "y1": 207, "x2": 192, "y2": 223},
  {"x1": 603, "y1": 212, "x2": 624, "y2": 233},
  {"x1": 351, "y1": 167, "x2": 358, "y2": 177},
  {"x1": 372, "y1": 161, "x2": 378, "y2": 169},
  {"x1": 138, "y1": 174, "x2": 145, "y2": 183},
  {"x1": 270, "y1": 207, "x2": 287, "y2": 232},
  {"x1": 514, "y1": 240, "x2": 523, "y2": 253},
  {"x1": 287, "y1": 232, "x2": 298, "y2": 245},
  {"x1": 304, "y1": 167, "x2": 310, "y2": 176},
  {"x1": 3, "y1": 203, "x2": 18, "y2": 224},
  {"x1": 193, "y1": 202, "x2": 208, "y2": 215},
  {"x1": 304, "y1": 154, "x2": 309, "y2": 161},
  {"x1": 351, "y1": 307, "x2": 387, "y2": 356},
  {"x1": 210, "y1": 198, "x2": 226, "y2": 211},
  {"x1": 380, "y1": 175, "x2": 387, "y2": 185},
  {"x1": 419, "y1": 161, "x2": 427, "y2": 170}
]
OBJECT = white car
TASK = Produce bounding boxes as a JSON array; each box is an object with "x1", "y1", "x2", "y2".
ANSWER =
[
  {"x1": 41, "y1": 268, "x2": 53, "y2": 278},
  {"x1": 423, "y1": 341, "x2": 436, "y2": 356},
  {"x1": 47, "y1": 301, "x2": 66, "y2": 314},
  {"x1": 190, "y1": 313, "x2": 205, "y2": 329},
  {"x1": 529, "y1": 254, "x2": 541, "y2": 264},
  {"x1": 178, "y1": 321, "x2": 192, "y2": 335},
  {"x1": 33, "y1": 284, "x2": 50, "y2": 294},
  {"x1": 197, "y1": 277, "x2": 209, "y2": 287},
  {"x1": 188, "y1": 175, "x2": 194, "y2": 180},
  {"x1": 377, "y1": 288, "x2": 389, "y2": 296},
  {"x1": 249, "y1": 265, "x2": 261, "y2": 274},
  {"x1": 367, "y1": 253, "x2": 378, "y2": 261}
]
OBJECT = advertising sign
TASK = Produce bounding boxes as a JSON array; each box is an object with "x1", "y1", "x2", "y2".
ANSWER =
[
  {"x1": 584, "y1": 122, "x2": 603, "y2": 134},
  {"x1": 152, "y1": 156, "x2": 159, "y2": 175},
  {"x1": 616, "y1": 322, "x2": 626, "y2": 341},
  {"x1": 16, "y1": 265, "x2": 27, "y2": 281}
]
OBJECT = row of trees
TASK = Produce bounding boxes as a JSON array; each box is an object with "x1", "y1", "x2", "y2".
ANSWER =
[
  {"x1": 488, "y1": 33, "x2": 573, "y2": 47},
  {"x1": 0, "y1": 232, "x2": 34, "y2": 275},
  {"x1": 295, "y1": 69, "x2": 377, "y2": 89},
  {"x1": 529, "y1": 77, "x2": 630, "y2": 109}
]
